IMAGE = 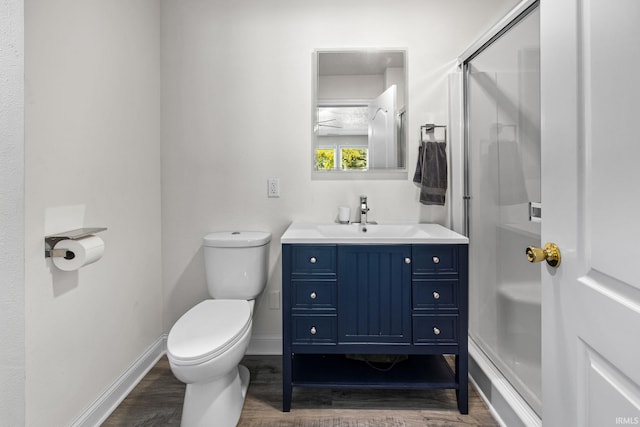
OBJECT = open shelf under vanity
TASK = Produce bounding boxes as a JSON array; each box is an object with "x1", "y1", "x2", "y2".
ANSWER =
[{"x1": 290, "y1": 353, "x2": 459, "y2": 390}]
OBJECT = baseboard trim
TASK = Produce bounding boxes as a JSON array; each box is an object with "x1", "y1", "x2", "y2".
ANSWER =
[
  {"x1": 468, "y1": 338, "x2": 541, "y2": 427},
  {"x1": 70, "y1": 336, "x2": 166, "y2": 427},
  {"x1": 246, "y1": 334, "x2": 282, "y2": 355}
]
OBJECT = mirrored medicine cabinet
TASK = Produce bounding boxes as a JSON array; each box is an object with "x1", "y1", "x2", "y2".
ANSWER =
[{"x1": 312, "y1": 49, "x2": 408, "y2": 180}]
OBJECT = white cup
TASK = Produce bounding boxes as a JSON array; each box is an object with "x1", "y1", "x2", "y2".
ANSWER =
[{"x1": 338, "y1": 206, "x2": 351, "y2": 224}]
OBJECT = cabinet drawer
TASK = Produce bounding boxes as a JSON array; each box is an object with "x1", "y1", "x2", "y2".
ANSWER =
[
  {"x1": 292, "y1": 315, "x2": 337, "y2": 344},
  {"x1": 291, "y1": 281, "x2": 336, "y2": 310},
  {"x1": 413, "y1": 315, "x2": 458, "y2": 344},
  {"x1": 412, "y1": 245, "x2": 458, "y2": 276},
  {"x1": 413, "y1": 280, "x2": 458, "y2": 310},
  {"x1": 291, "y1": 246, "x2": 336, "y2": 277}
]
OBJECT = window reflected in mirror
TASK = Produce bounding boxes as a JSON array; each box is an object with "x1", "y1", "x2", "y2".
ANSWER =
[{"x1": 315, "y1": 104, "x2": 369, "y2": 171}]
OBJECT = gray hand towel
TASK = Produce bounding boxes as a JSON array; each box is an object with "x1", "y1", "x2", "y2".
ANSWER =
[
  {"x1": 412, "y1": 143, "x2": 425, "y2": 185},
  {"x1": 413, "y1": 141, "x2": 447, "y2": 206}
]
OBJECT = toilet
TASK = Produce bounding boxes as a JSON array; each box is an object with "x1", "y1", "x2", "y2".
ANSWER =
[{"x1": 167, "y1": 231, "x2": 271, "y2": 427}]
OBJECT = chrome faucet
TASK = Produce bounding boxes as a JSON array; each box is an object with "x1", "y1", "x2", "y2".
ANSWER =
[{"x1": 359, "y1": 195, "x2": 369, "y2": 224}]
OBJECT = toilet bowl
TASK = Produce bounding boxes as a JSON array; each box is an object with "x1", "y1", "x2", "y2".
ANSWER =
[{"x1": 167, "y1": 299, "x2": 253, "y2": 427}]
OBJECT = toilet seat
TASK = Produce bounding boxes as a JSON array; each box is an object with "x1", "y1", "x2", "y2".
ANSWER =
[{"x1": 167, "y1": 299, "x2": 251, "y2": 366}]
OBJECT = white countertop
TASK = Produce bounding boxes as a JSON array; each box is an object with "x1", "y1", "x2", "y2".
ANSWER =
[{"x1": 280, "y1": 222, "x2": 469, "y2": 245}]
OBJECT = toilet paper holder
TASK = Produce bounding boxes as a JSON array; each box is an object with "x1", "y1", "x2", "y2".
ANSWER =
[{"x1": 44, "y1": 227, "x2": 107, "y2": 258}]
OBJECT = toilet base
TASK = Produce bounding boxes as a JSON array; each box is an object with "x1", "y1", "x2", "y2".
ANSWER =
[
  {"x1": 180, "y1": 364, "x2": 250, "y2": 427},
  {"x1": 239, "y1": 364, "x2": 250, "y2": 399}
]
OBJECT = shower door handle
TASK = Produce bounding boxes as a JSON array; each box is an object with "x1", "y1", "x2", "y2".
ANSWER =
[{"x1": 525, "y1": 242, "x2": 561, "y2": 268}]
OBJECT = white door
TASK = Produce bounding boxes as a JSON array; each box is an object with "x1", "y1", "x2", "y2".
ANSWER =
[
  {"x1": 541, "y1": 0, "x2": 640, "y2": 425},
  {"x1": 368, "y1": 84, "x2": 397, "y2": 168}
]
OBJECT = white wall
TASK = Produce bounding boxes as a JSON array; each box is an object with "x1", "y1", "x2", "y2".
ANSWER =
[
  {"x1": 24, "y1": 1, "x2": 162, "y2": 425},
  {"x1": 0, "y1": 0, "x2": 25, "y2": 424},
  {"x1": 161, "y1": 0, "x2": 518, "y2": 343}
]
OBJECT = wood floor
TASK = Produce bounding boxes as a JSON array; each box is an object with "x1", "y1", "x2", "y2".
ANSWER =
[{"x1": 103, "y1": 355, "x2": 498, "y2": 427}]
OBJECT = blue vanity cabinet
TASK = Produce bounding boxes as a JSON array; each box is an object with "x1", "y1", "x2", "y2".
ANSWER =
[{"x1": 282, "y1": 243, "x2": 469, "y2": 414}]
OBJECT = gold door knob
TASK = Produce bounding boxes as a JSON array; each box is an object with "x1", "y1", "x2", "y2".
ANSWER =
[{"x1": 525, "y1": 242, "x2": 561, "y2": 268}]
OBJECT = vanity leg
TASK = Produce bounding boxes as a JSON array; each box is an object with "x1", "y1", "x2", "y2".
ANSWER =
[
  {"x1": 283, "y1": 386, "x2": 292, "y2": 412},
  {"x1": 455, "y1": 354, "x2": 469, "y2": 414},
  {"x1": 282, "y1": 353, "x2": 292, "y2": 412}
]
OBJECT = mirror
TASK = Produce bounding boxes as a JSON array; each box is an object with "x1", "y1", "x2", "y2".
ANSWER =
[{"x1": 312, "y1": 49, "x2": 407, "y2": 179}]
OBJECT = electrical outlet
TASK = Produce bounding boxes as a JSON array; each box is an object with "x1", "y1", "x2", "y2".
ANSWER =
[
  {"x1": 269, "y1": 291, "x2": 281, "y2": 310},
  {"x1": 267, "y1": 177, "x2": 280, "y2": 198}
]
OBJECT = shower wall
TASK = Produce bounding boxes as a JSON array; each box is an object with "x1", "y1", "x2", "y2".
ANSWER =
[{"x1": 465, "y1": 6, "x2": 541, "y2": 415}]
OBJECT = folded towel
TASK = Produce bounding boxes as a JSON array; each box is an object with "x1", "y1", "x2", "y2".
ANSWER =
[{"x1": 413, "y1": 141, "x2": 447, "y2": 206}]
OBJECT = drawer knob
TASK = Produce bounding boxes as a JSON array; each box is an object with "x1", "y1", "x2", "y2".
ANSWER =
[
  {"x1": 309, "y1": 257, "x2": 317, "y2": 264},
  {"x1": 433, "y1": 327, "x2": 441, "y2": 335},
  {"x1": 310, "y1": 326, "x2": 317, "y2": 335},
  {"x1": 310, "y1": 292, "x2": 317, "y2": 300},
  {"x1": 404, "y1": 257, "x2": 411, "y2": 264},
  {"x1": 433, "y1": 291, "x2": 440, "y2": 300},
  {"x1": 432, "y1": 256, "x2": 440, "y2": 264}
]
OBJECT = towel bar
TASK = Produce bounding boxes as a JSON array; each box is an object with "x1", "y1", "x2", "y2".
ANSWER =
[{"x1": 420, "y1": 124, "x2": 447, "y2": 143}]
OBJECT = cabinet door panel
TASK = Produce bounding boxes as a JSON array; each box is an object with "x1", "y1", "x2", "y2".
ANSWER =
[{"x1": 337, "y1": 245, "x2": 411, "y2": 343}]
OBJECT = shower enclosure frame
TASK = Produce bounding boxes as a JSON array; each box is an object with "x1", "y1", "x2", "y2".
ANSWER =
[{"x1": 457, "y1": 1, "x2": 541, "y2": 426}]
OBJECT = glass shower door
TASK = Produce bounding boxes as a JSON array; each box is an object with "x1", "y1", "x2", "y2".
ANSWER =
[{"x1": 465, "y1": 6, "x2": 541, "y2": 415}]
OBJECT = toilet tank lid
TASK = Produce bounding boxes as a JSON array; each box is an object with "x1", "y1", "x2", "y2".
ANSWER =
[{"x1": 203, "y1": 231, "x2": 271, "y2": 248}]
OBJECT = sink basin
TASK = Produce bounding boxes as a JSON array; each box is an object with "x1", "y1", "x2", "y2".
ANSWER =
[
  {"x1": 281, "y1": 222, "x2": 468, "y2": 244},
  {"x1": 316, "y1": 223, "x2": 424, "y2": 238}
]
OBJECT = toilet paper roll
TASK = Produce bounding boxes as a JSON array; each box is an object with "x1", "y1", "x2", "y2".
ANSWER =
[{"x1": 52, "y1": 235, "x2": 105, "y2": 271}]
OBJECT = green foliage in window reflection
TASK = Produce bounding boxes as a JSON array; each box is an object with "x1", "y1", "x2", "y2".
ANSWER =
[
  {"x1": 315, "y1": 149, "x2": 335, "y2": 170},
  {"x1": 341, "y1": 148, "x2": 368, "y2": 170}
]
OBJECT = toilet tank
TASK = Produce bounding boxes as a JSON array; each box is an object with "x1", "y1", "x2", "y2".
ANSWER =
[{"x1": 202, "y1": 231, "x2": 271, "y2": 300}]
